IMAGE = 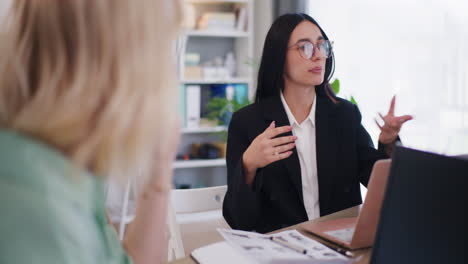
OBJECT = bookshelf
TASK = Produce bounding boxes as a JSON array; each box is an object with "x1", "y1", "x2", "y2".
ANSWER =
[
  {"x1": 181, "y1": 126, "x2": 227, "y2": 134},
  {"x1": 186, "y1": 0, "x2": 249, "y2": 4},
  {"x1": 173, "y1": 159, "x2": 226, "y2": 169},
  {"x1": 174, "y1": 0, "x2": 254, "y2": 189},
  {"x1": 181, "y1": 77, "x2": 251, "y2": 84},
  {"x1": 185, "y1": 29, "x2": 249, "y2": 38}
]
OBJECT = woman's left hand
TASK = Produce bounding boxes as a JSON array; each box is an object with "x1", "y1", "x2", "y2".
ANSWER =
[{"x1": 375, "y1": 95, "x2": 413, "y2": 144}]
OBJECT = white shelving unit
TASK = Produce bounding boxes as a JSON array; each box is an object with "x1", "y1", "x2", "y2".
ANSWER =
[
  {"x1": 174, "y1": 0, "x2": 254, "y2": 189},
  {"x1": 181, "y1": 77, "x2": 251, "y2": 84},
  {"x1": 186, "y1": 0, "x2": 249, "y2": 4},
  {"x1": 181, "y1": 126, "x2": 226, "y2": 134},
  {"x1": 173, "y1": 159, "x2": 226, "y2": 169},
  {"x1": 186, "y1": 29, "x2": 249, "y2": 38}
]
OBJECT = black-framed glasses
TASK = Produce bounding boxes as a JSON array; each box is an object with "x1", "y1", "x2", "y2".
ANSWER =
[{"x1": 288, "y1": 40, "x2": 333, "y2": 60}]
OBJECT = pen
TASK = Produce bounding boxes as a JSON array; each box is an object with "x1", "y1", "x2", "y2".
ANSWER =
[
  {"x1": 321, "y1": 243, "x2": 354, "y2": 258},
  {"x1": 269, "y1": 236, "x2": 308, "y2": 254}
]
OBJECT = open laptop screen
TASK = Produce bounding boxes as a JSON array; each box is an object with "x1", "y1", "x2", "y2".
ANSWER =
[{"x1": 371, "y1": 146, "x2": 468, "y2": 264}]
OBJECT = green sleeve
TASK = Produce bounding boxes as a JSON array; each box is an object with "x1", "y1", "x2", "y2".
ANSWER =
[
  {"x1": 0, "y1": 179, "x2": 132, "y2": 264},
  {"x1": 0, "y1": 180, "x2": 85, "y2": 263}
]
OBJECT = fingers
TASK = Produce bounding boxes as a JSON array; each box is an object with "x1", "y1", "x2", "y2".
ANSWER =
[
  {"x1": 378, "y1": 112, "x2": 413, "y2": 130},
  {"x1": 277, "y1": 151, "x2": 293, "y2": 160},
  {"x1": 263, "y1": 121, "x2": 276, "y2": 133},
  {"x1": 273, "y1": 142, "x2": 296, "y2": 154},
  {"x1": 269, "y1": 121, "x2": 275, "y2": 129},
  {"x1": 266, "y1": 143, "x2": 295, "y2": 164},
  {"x1": 378, "y1": 112, "x2": 385, "y2": 121},
  {"x1": 378, "y1": 112, "x2": 396, "y2": 130},
  {"x1": 264, "y1": 125, "x2": 293, "y2": 139},
  {"x1": 270, "y1": 150, "x2": 293, "y2": 162},
  {"x1": 270, "y1": 135, "x2": 297, "y2": 147},
  {"x1": 376, "y1": 117, "x2": 398, "y2": 139},
  {"x1": 378, "y1": 112, "x2": 401, "y2": 130},
  {"x1": 397, "y1": 115, "x2": 413, "y2": 123},
  {"x1": 374, "y1": 118, "x2": 383, "y2": 130},
  {"x1": 387, "y1": 95, "x2": 396, "y2": 116}
]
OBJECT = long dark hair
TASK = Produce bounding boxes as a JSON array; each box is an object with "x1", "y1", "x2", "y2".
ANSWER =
[{"x1": 255, "y1": 13, "x2": 336, "y2": 103}]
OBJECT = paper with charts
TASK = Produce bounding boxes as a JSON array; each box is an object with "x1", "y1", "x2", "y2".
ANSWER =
[{"x1": 217, "y1": 228, "x2": 352, "y2": 264}]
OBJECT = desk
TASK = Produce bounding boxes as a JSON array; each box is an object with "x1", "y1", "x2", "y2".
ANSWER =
[{"x1": 170, "y1": 206, "x2": 371, "y2": 264}]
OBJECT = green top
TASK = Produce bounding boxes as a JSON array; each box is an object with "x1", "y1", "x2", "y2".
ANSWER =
[{"x1": 0, "y1": 131, "x2": 132, "y2": 264}]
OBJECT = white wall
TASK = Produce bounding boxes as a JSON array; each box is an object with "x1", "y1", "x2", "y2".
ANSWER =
[{"x1": 309, "y1": 0, "x2": 468, "y2": 155}]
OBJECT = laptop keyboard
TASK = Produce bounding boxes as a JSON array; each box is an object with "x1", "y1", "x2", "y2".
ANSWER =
[{"x1": 324, "y1": 227, "x2": 355, "y2": 244}]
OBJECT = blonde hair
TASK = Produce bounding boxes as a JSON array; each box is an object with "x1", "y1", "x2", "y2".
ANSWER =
[{"x1": 0, "y1": 0, "x2": 183, "y2": 179}]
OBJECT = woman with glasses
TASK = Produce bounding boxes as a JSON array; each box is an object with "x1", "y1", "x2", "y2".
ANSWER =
[{"x1": 223, "y1": 13, "x2": 412, "y2": 233}]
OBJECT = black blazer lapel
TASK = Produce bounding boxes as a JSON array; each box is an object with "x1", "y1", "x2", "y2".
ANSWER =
[
  {"x1": 315, "y1": 93, "x2": 340, "y2": 215},
  {"x1": 261, "y1": 96, "x2": 303, "y2": 202}
]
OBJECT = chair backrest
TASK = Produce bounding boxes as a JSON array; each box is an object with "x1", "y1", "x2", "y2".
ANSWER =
[
  {"x1": 171, "y1": 185, "x2": 227, "y2": 213},
  {"x1": 170, "y1": 185, "x2": 230, "y2": 256},
  {"x1": 167, "y1": 205, "x2": 185, "y2": 261},
  {"x1": 108, "y1": 175, "x2": 185, "y2": 262}
]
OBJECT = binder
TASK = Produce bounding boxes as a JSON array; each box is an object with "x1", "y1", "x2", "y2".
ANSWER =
[{"x1": 186, "y1": 85, "x2": 201, "y2": 128}]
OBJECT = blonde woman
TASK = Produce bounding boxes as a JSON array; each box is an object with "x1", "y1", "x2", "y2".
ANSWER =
[{"x1": 0, "y1": 1, "x2": 182, "y2": 264}]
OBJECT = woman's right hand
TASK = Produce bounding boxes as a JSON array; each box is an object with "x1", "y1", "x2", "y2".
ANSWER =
[{"x1": 242, "y1": 121, "x2": 297, "y2": 185}]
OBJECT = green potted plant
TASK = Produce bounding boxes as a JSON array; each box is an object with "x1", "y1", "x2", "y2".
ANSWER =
[
  {"x1": 330, "y1": 78, "x2": 358, "y2": 105},
  {"x1": 206, "y1": 94, "x2": 250, "y2": 128},
  {"x1": 204, "y1": 93, "x2": 250, "y2": 157}
]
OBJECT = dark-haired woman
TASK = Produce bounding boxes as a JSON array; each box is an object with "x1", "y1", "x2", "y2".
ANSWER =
[{"x1": 222, "y1": 13, "x2": 412, "y2": 233}]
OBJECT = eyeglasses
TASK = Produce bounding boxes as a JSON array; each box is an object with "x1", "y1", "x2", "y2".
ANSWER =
[{"x1": 288, "y1": 40, "x2": 333, "y2": 60}]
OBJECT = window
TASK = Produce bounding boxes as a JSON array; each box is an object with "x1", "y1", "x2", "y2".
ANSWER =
[{"x1": 309, "y1": 0, "x2": 468, "y2": 156}]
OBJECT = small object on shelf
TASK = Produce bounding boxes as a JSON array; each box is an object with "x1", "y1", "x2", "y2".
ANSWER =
[
  {"x1": 212, "y1": 142, "x2": 227, "y2": 158},
  {"x1": 202, "y1": 66, "x2": 217, "y2": 80},
  {"x1": 176, "y1": 183, "x2": 192, "y2": 189},
  {"x1": 198, "y1": 12, "x2": 236, "y2": 31},
  {"x1": 202, "y1": 56, "x2": 232, "y2": 80},
  {"x1": 184, "y1": 66, "x2": 202, "y2": 79},
  {"x1": 185, "y1": 52, "x2": 201, "y2": 66},
  {"x1": 191, "y1": 142, "x2": 222, "y2": 159},
  {"x1": 199, "y1": 118, "x2": 219, "y2": 127},
  {"x1": 184, "y1": 53, "x2": 202, "y2": 78},
  {"x1": 224, "y1": 52, "x2": 236, "y2": 78},
  {"x1": 203, "y1": 67, "x2": 230, "y2": 80},
  {"x1": 176, "y1": 153, "x2": 194, "y2": 161},
  {"x1": 235, "y1": 6, "x2": 247, "y2": 31}
]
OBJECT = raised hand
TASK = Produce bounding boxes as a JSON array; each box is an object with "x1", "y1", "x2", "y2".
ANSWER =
[{"x1": 375, "y1": 95, "x2": 413, "y2": 144}]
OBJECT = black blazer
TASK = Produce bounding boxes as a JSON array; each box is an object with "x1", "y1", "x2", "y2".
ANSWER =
[{"x1": 222, "y1": 91, "x2": 389, "y2": 233}]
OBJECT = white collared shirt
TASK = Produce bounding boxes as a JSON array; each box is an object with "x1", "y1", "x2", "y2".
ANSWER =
[{"x1": 280, "y1": 92, "x2": 320, "y2": 220}]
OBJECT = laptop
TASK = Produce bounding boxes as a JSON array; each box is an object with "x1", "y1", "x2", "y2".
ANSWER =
[
  {"x1": 370, "y1": 147, "x2": 468, "y2": 264},
  {"x1": 302, "y1": 159, "x2": 391, "y2": 250}
]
